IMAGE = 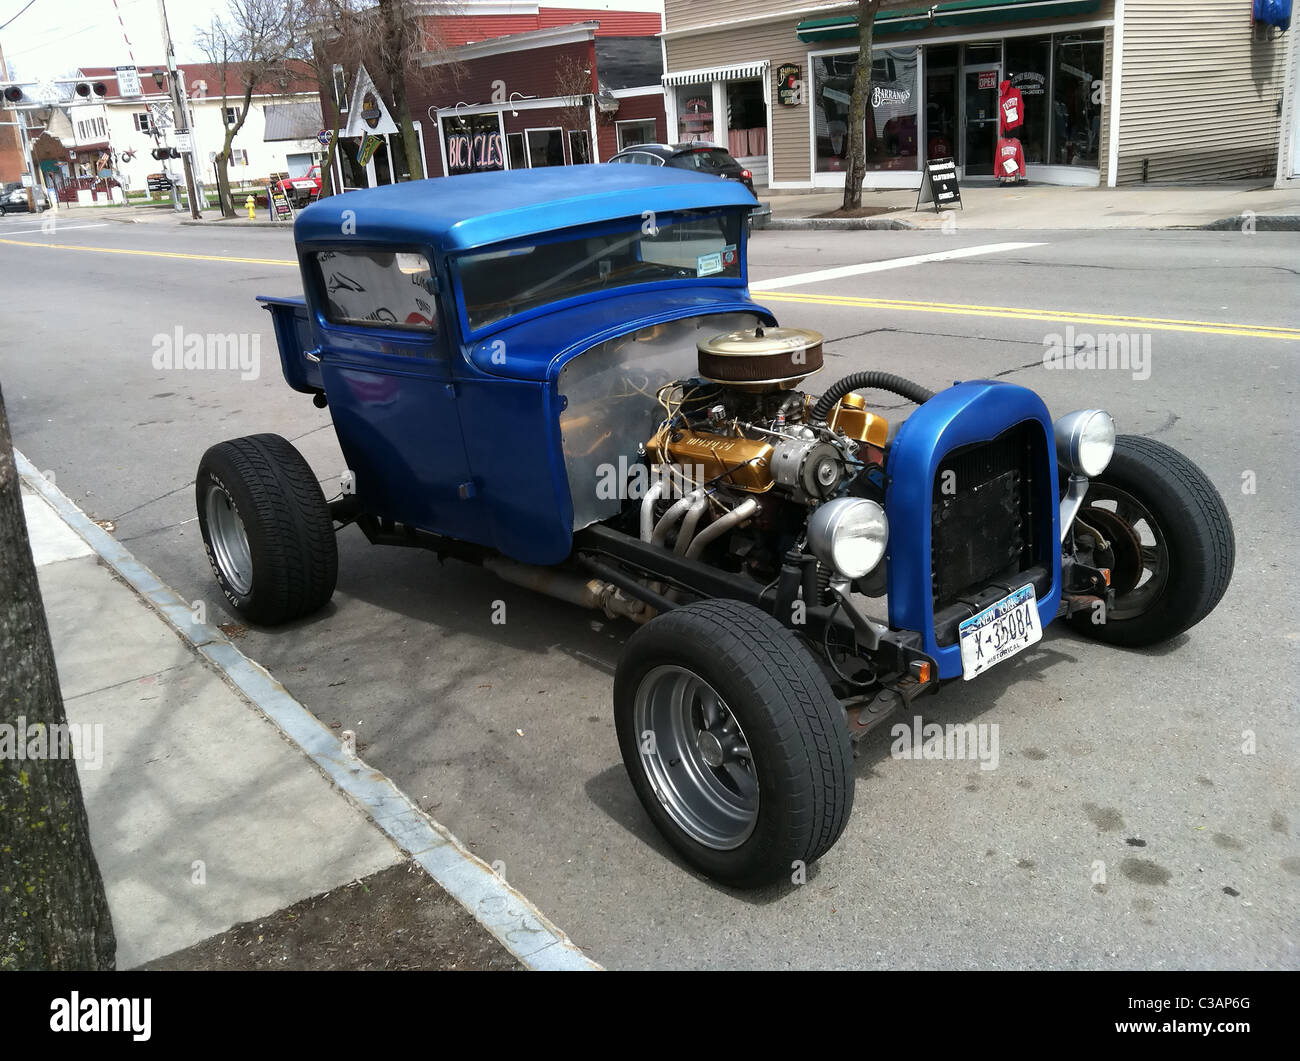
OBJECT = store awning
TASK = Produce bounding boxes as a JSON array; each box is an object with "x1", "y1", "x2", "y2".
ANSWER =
[
  {"x1": 663, "y1": 61, "x2": 768, "y2": 87},
  {"x1": 797, "y1": 0, "x2": 1103, "y2": 43}
]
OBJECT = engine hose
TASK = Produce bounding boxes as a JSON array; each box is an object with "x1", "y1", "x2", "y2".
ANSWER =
[{"x1": 811, "y1": 371, "x2": 936, "y2": 423}]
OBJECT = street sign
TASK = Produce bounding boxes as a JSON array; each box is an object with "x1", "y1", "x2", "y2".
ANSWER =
[
  {"x1": 916, "y1": 156, "x2": 962, "y2": 212},
  {"x1": 317, "y1": 129, "x2": 332, "y2": 147},
  {"x1": 115, "y1": 65, "x2": 143, "y2": 97},
  {"x1": 147, "y1": 174, "x2": 173, "y2": 194},
  {"x1": 174, "y1": 132, "x2": 192, "y2": 153}
]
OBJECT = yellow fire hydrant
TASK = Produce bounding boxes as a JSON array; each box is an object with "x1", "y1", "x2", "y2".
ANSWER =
[{"x1": 245, "y1": 194, "x2": 256, "y2": 220}]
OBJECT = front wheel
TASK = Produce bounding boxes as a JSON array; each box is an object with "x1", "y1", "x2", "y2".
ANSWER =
[
  {"x1": 614, "y1": 599, "x2": 854, "y2": 888},
  {"x1": 195, "y1": 434, "x2": 338, "y2": 625},
  {"x1": 1068, "y1": 435, "x2": 1234, "y2": 647}
]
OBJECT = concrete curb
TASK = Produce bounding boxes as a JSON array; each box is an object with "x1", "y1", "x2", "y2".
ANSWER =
[
  {"x1": 179, "y1": 219, "x2": 294, "y2": 228},
  {"x1": 1200, "y1": 215, "x2": 1300, "y2": 232},
  {"x1": 15, "y1": 450, "x2": 601, "y2": 972},
  {"x1": 757, "y1": 216, "x2": 918, "y2": 231}
]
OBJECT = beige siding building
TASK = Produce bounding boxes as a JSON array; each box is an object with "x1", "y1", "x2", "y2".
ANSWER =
[{"x1": 661, "y1": 0, "x2": 1292, "y2": 191}]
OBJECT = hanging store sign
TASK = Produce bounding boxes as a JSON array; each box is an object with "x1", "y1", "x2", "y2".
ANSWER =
[
  {"x1": 977, "y1": 70, "x2": 998, "y2": 91},
  {"x1": 777, "y1": 64, "x2": 803, "y2": 106},
  {"x1": 357, "y1": 134, "x2": 382, "y2": 166}
]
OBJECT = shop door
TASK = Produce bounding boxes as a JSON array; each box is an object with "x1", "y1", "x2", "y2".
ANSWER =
[{"x1": 962, "y1": 66, "x2": 1002, "y2": 177}]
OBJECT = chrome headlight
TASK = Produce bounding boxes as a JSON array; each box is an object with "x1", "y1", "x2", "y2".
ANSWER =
[
  {"x1": 808, "y1": 497, "x2": 888, "y2": 579},
  {"x1": 1054, "y1": 409, "x2": 1116, "y2": 478}
]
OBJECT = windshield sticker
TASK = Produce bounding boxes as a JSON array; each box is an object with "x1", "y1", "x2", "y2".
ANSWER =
[
  {"x1": 722, "y1": 244, "x2": 738, "y2": 268},
  {"x1": 697, "y1": 252, "x2": 724, "y2": 277}
]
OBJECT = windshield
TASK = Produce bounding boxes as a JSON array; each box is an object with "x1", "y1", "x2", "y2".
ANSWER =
[{"x1": 455, "y1": 210, "x2": 744, "y2": 332}]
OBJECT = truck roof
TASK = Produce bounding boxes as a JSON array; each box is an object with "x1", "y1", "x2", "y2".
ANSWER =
[{"x1": 293, "y1": 165, "x2": 759, "y2": 252}]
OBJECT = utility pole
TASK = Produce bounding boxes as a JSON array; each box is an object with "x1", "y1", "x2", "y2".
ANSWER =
[
  {"x1": 0, "y1": 43, "x2": 45, "y2": 213},
  {"x1": 157, "y1": 0, "x2": 201, "y2": 218}
]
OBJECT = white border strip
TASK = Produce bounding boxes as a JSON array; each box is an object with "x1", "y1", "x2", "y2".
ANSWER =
[{"x1": 15, "y1": 449, "x2": 601, "y2": 972}]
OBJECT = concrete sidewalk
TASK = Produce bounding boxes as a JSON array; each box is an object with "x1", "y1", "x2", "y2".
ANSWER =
[
  {"x1": 17, "y1": 456, "x2": 598, "y2": 971},
  {"x1": 759, "y1": 179, "x2": 1300, "y2": 230}
]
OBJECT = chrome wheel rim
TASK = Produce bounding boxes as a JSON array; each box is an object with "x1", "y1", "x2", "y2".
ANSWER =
[
  {"x1": 1084, "y1": 484, "x2": 1170, "y2": 622},
  {"x1": 633, "y1": 665, "x2": 759, "y2": 850},
  {"x1": 205, "y1": 485, "x2": 253, "y2": 596}
]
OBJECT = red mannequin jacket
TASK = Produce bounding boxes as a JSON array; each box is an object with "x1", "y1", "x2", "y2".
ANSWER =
[
  {"x1": 997, "y1": 135, "x2": 1026, "y2": 179},
  {"x1": 999, "y1": 80, "x2": 1024, "y2": 134}
]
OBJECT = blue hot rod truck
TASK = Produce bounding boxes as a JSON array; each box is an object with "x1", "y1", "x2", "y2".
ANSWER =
[{"x1": 196, "y1": 166, "x2": 1233, "y2": 887}]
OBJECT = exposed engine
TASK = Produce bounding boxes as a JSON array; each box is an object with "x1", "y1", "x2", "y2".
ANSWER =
[{"x1": 638, "y1": 325, "x2": 890, "y2": 586}]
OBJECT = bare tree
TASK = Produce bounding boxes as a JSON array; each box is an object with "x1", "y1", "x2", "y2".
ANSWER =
[
  {"x1": 286, "y1": 0, "x2": 367, "y2": 198},
  {"x1": 554, "y1": 54, "x2": 593, "y2": 162},
  {"x1": 196, "y1": 0, "x2": 296, "y2": 217},
  {"x1": 0, "y1": 385, "x2": 116, "y2": 970},
  {"x1": 367, "y1": 0, "x2": 463, "y2": 181},
  {"x1": 842, "y1": 0, "x2": 882, "y2": 211}
]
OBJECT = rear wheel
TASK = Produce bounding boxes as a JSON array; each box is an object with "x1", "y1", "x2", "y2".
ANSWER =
[
  {"x1": 196, "y1": 434, "x2": 337, "y2": 625},
  {"x1": 614, "y1": 599, "x2": 854, "y2": 888},
  {"x1": 1068, "y1": 435, "x2": 1233, "y2": 647}
]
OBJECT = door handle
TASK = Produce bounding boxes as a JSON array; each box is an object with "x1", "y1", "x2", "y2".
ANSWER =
[{"x1": 304, "y1": 347, "x2": 322, "y2": 363}]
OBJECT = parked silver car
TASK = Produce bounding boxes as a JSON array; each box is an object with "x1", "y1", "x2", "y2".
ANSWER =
[{"x1": 0, "y1": 181, "x2": 50, "y2": 214}]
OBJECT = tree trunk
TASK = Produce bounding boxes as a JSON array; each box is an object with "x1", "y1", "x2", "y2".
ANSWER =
[
  {"x1": 214, "y1": 145, "x2": 235, "y2": 218},
  {"x1": 392, "y1": 85, "x2": 424, "y2": 181},
  {"x1": 319, "y1": 105, "x2": 343, "y2": 199},
  {"x1": 0, "y1": 384, "x2": 116, "y2": 970},
  {"x1": 842, "y1": 0, "x2": 881, "y2": 211}
]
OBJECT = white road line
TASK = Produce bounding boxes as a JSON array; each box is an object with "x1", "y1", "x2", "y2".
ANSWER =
[
  {"x1": 751, "y1": 242, "x2": 1047, "y2": 291},
  {"x1": 0, "y1": 222, "x2": 109, "y2": 236}
]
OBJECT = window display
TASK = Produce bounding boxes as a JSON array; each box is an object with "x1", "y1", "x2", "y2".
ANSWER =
[
  {"x1": 676, "y1": 85, "x2": 715, "y2": 143},
  {"x1": 814, "y1": 48, "x2": 919, "y2": 172},
  {"x1": 1053, "y1": 35, "x2": 1104, "y2": 166}
]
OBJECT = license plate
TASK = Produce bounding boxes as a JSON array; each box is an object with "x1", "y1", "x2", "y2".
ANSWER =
[{"x1": 958, "y1": 584, "x2": 1041, "y2": 681}]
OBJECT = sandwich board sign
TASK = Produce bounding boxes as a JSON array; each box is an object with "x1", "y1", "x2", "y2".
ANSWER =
[{"x1": 916, "y1": 156, "x2": 962, "y2": 212}]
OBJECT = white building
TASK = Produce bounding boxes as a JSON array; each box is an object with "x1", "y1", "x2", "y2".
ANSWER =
[{"x1": 60, "y1": 63, "x2": 321, "y2": 194}]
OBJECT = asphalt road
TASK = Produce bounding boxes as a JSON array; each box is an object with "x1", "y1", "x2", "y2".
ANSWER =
[{"x1": 2, "y1": 209, "x2": 1297, "y2": 969}]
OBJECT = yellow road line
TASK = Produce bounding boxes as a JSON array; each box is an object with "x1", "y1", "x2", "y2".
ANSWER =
[
  {"x1": 0, "y1": 236, "x2": 296, "y2": 267},
  {"x1": 760, "y1": 291, "x2": 1300, "y2": 342}
]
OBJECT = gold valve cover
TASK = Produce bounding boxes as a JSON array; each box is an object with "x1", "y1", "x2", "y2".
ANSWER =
[{"x1": 646, "y1": 424, "x2": 776, "y2": 493}]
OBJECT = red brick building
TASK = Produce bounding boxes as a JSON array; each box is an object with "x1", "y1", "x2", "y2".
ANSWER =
[{"x1": 328, "y1": 9, "x2": 667, "y2": 190}]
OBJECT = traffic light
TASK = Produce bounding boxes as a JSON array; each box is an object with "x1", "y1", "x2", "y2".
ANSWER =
[
  {"x1": 75, "y1": 82, "x2": 108, "y2": 98},
  {"x1": 151, "y1": 147, "x2": 182, "y2": 160},
  {"x1": 3, "y1": 86, "x2": 23, "y2": 103}
]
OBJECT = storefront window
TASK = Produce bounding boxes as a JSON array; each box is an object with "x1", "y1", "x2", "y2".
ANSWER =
[
  {"x1": 725, "y1": 80, "x2": 767, "y2": 159},
  {"x1": 526, "y1": 127, "x2": 565, "y2": 167},
  {"x1": 814, "y1": 47, "x2": 919, "y2": 173},
  {"x1": 445, "y1": 114, "x2": 505, "y2": 175},
  {"x1": 616, "y1": 118, "x2": 657, "y2": 149},
  {"x1": 1004, "y1": 36, "x2": 1051, "y2": 166},
  {"x1": 568, "y1": 129, "x2": 591, "y2": 165},
  {"x1": 676, "y1": 84, "x2": 715, "y2": 143},
  {"x1": 1052, "y1": 35, "x2": 1103, "y2": 166}
]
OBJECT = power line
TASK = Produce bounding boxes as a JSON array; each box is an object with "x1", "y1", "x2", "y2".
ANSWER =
[{"x1": 1, "y1": 0, "x2": 38, "y2": 32}]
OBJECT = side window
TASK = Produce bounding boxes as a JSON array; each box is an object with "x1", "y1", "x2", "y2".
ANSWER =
[{"x1": 312, "y1": 249, "x2": 437, "y2": 332}]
